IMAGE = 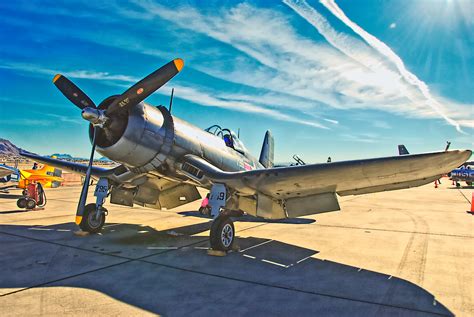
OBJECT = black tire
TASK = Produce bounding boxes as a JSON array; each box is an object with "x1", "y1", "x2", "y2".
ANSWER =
[
  {"x1": 26, "y1": 199, "x2": 36, "y2": 210},
  {"x1": 79, "y1": 203, "x2": 106, "y2": 233},
  {"x1": 199, "y1": 206, "x2": 211, "y2": 216},
  {"x1": 456, "y1": 182, "x2": 461, "y2": 188},
  {"x1": 17, "y1": 198, "x2": 27, "y2": 209},
  {"x1": 210, "y1": 215, "x2": 235, "y2": 251},
  {"x1": 466, "y1": 182, "x2": 472, "y2": 186}
]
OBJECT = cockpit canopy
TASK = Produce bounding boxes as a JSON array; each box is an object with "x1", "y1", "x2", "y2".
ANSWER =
[{"x1": 205, "y1": 125, "x2": 247, "y2": 154}]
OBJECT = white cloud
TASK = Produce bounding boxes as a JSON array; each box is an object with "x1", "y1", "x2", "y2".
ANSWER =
[
  {"x1": 314, "y1": 0, "x2": 463, "y2": 132},
  {"x1": 124, "y1": 1, "x2": 471, "y2": 131},
  {"x1": 1, "y1": 62, "x2": 325, "y2": 129},
  {"x1": 389, "y1": 22, "x2": 397, "y2": 29}
]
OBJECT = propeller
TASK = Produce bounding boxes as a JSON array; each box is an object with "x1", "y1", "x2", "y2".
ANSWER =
[
  {"x1": 53, "y1": 74, "x2": 96, "y2": 109},
  {"x1": 51, "y1": 58, "x2": 184, "y2": 226},
  {"x1": 106, "y1": 59, "x2": 183, "y2": 115}
]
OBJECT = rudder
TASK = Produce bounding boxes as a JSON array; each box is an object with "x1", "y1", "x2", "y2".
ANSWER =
[
  {"x1": 259, "y1": 130, "x2": 274, "y2": 168},
  {"x1": 398, "y1": 145, "x2": 409, "y2": 155}
]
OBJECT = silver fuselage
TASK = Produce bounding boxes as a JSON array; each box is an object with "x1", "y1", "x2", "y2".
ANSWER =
[{"x1": 94, "y1": 102, "x2": 263, "y2": 183}]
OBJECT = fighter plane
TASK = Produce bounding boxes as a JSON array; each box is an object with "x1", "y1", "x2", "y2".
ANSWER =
[
  {"x1": 0, "y1": 164, "x2": 19, "y2": 183},
  {"x1": 22, "y1": 58, "x2": 472, "y2": 251},
  {"x1": 449, "y1": 167, "x2": 474, "y2": 187},
  {"x1": 0, "y1": 162, "x2": 63, "y2": 190}
]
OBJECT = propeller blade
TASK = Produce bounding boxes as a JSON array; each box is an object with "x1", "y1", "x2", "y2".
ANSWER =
[
  {"x1": 53, "y1": 74, "x2": 96, "y2": 109},
  {"x1": 106, "y1": 58, "x2": 184, "y2": 115},
  {"x1": 75, "y1": 129, "x2": 97, "y2": 225}
]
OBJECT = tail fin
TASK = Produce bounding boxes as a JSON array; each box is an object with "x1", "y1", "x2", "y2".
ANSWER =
[
  {"x1": 259, "y1": 130, "x2": 274, "y2": 168},
  {"x1": 398, "y1": 145, "x2": 409, "y2": 155}
]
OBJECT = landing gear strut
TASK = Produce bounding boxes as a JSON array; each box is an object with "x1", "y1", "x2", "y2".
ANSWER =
[{"x1": 77, "y1": 178, "x2": 109, "y2": 234}]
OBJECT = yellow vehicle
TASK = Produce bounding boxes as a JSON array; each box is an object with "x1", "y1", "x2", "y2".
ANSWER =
[
  {"x1": 0, "y1": 162, "x2": 64, "y2": 189},
  {"x1": 18, "y1": 164, "x2": 64, "y2": 189}
]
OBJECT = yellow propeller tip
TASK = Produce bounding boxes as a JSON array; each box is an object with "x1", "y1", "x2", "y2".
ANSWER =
[
  {"x1": 75, "y1": 215, "x2": 83, "y2": 225},
  {"x1": 173, "y1": 58, "x2": 184, "y2": 72},
  {"x1": 53, "y1": 74, "x2": 62, "y2": 83}
]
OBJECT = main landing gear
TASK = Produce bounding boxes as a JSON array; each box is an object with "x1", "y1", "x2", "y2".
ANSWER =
[
  {"x1": 207, "y1": 183, "x2": 244, "y2": 252},
  {"x1": 209, "y1": 212, "x2": 243, "y2": 251},
  {"x1": 77, "y1": 178, "x2": 109, "y2": 234},
  {"x1": 79, "y1": 203, "x2": 107, "y2": 233}
]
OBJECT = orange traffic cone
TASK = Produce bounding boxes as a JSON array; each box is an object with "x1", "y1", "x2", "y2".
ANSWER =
[
  {"x1": 467, "y1": 192, "x2": 474, "y2": 215},
  {"x1": 434, "y1": 180, "x2": 438, "y2": 188},
  {"x1": 452, "y1": 180, "x2": 455, "y2": 186}
]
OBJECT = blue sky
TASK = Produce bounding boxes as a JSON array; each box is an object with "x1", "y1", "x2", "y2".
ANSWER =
[{"x1": 0, "y1": 0, "x2": 472, "y2": 162}]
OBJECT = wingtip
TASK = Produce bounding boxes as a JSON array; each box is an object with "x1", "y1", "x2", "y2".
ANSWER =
[
  {"x1": 173, "y1": 58, "x2": 184, "y2": 72},
  {"x1": 53, "y1": 74, "x2": 62, "y2": 83}
]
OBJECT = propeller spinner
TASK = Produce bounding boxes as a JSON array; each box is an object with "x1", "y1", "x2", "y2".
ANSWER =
[{"x1": 52, "y1": 58, "x2": 184, "y2": 226}]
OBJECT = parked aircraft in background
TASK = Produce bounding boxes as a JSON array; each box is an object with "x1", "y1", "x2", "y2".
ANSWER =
[
  {"x1": 449, "y1": 167, "x2": 474, "y2": 187},
  {"x1": 22, "y1": 58, "x2": 472, "y2": 251},
  {"x1": 0, "y1": 164, "x2": 19, "y2": 183},
  {"x1": 0, "y1": 162, "x2": 63, "y2": 190}
]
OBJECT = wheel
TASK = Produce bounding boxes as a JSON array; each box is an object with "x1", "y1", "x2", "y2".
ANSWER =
[
  {"x1": 199, "y1": 206, "x2": 211, "y2": 216},
  {"x1": 26, "y1": 198, "x2": 36, "y2": 210},
  {"x1": 79, "y1": 203, "x2": 106, "y2": 233},
  {"x1": 17, "y1": 198, "x2": 27, "y2": 209},
  {"x1": 210, "y1": 215, "x2": 235, "y2": 251},
  {"x1": 466, "y1": 182, "x2": 472, "y2": 186},
  {"x1": 456, "y1": 182, "x2": 461, "y2": 187}
]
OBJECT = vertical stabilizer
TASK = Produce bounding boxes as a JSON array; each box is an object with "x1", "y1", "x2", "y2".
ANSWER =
[
  {"x1": 398, "y1": 145, "x2": 409, "y2": 155},
  {"x1": 259, "y1": 130, "x2": 274, "y2": 168}
]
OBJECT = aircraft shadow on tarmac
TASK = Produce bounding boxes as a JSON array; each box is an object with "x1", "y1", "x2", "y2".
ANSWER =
[{"x1": 0, "y1": 221, "x2": 453, "y2": 316}]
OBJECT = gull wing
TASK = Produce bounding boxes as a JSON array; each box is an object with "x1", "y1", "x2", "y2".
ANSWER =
[
  {"x1": 183, "y1": 150, "x2": 471, "y2": 218},
  {"x1": 20, "y1": 151, "x2": 113, "y2": 178},
  {"x1": 21, "y1": 151, "x2": 201, "y2": 209}
]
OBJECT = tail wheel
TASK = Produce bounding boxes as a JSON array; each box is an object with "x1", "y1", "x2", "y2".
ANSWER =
[
  {"x1": 17, "y1": 198, "x2": 27, "y2": 209},
  {"x1": 79, "y1": 203, "x2": 106, "y2": 233},
  {"x1": 25, "y1": 198, "x2": 36, "y2": 210},
  {"x1": 210, "y1": 215, "x2": 235, "y2": 251},
  {"x1": 199, "y1": 206, "x2": 211, "y2": 216}
]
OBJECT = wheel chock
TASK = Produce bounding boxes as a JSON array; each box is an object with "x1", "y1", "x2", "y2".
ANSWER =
[
  {"x1": 74, "y1": 230, "x2": 90, "y2": 237},
  {"x1": 207, "y1": 249, "x2": 227, "y2": 257}
]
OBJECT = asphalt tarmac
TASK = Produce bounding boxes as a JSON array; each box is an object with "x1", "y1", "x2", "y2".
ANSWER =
[{"x1": 0, "y1": 181, "x2": 472, "y2": 316}]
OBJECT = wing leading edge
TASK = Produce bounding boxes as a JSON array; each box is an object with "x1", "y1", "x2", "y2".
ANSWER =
[
  {"x1": 20, "y1": 151, "x2": 114, "y2": 178},
  {"x1": 183, "y1": 150, "x2": 471, "y2": 218}
]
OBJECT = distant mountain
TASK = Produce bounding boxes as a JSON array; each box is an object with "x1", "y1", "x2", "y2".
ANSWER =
[
  {"x1": 98, "y1": 156, "x2": 112, "y2": 162},
  {"x1": 0, "y1": 138, "x2": 22, "y2": 156}
]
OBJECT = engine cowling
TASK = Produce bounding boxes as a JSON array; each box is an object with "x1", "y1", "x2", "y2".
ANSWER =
[{"x1": 93, "y1": 102, "x2": 174, "y2": 171}]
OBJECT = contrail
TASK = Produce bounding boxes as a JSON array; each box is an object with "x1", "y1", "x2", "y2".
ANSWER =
[{"x1": 284, "y1": 0, "x2": 464, "y2": 133}]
